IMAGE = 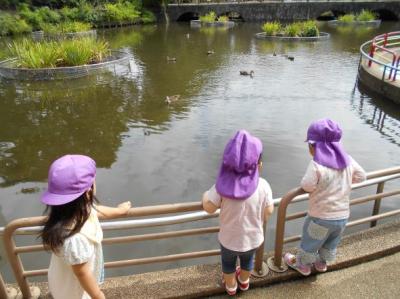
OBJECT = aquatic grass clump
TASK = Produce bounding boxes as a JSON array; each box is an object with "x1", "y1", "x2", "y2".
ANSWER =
[
  {"x1": 199, "y1": 11, "x2": 217, "y2": 23},
  {"x1": 338, "y1": 14, "x2": 356, "y2": 23},
  {"x1": 262, "y1": 21, "x2": 281, "y2": 36},
  {"x1": 261, "y1": 20, "x2": 320, "y2": 37},
  {"x1": 356, "y1": 10, "x2": 377, "y2": 22},
  {"x1": 217, "y1": 15, "x2": 229, "y2": 23},
  {"x1": 7, "y1": 38, "x2": 111, "y2": 68},
  {"x1": 42, "y1": 21, "x2": 92, "y2": 34},
  {"x1": 0, "y1": 12, "x2": 31, "y2": 36}
]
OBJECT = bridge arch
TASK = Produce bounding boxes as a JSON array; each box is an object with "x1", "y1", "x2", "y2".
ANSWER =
[
  {"x1": 316, "y1": 10, "x2": 346, "y2": 21},
  {"x1": 373, "y1": 9, "x2": 399, "y2": 21},
  {"x1": 177, "y1": 12, "x2": 199, "y2": 22}
]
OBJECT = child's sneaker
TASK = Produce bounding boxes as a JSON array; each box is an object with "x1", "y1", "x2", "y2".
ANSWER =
[
  {"x1": 284, "y1": 253, "x2": 311, "y2": 276},
  {"x1": 221, "y1": 275, "x2": 237, "y2": 296},
  {"x1": 235, "y1": 266, "x2": 250, "y2": 291},
  {"x1": 314, "y1": 260, "x2": 327, "y2": 273}
]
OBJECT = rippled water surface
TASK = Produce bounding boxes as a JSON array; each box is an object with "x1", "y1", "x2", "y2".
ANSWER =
[{"x1": 1, "y1": 22, "x2": 400, "y2": 280}]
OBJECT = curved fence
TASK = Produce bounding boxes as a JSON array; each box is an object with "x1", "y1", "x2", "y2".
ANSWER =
[
  {"x1": 360, "y1": 31, "x2": 400, "y2": 82},
  {"x1": 1, "y1": 166, "x2": 400, "y2": 298}
]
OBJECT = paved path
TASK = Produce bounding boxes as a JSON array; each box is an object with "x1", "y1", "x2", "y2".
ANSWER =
[{"x1": 210, "y1": 251, "x2": 400, "y2": 299}]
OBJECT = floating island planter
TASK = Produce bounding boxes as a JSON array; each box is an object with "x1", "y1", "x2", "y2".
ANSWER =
[
  {"x1": 256, "y1": 21, "x2": 330, "y2": 41},
  {"x1": 190, "y1": 12, "x2": 235, "y2": 28},
  {"x1": 328, "y1": 10, "x2": 381, "y2": 27},
  {"x1": 0, "y1": 38, "x2": 130, "y2": 81},
  {"x1": 32, "y1": 22, "x2": 97, "y2": 40}
]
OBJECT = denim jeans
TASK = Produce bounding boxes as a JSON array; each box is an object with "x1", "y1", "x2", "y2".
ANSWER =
[
  {"x1": 220, "y1": 244, "x2": 256, "y2": 274},
  {"x1": 297, "y1": 216, "x2": 348, "y2": 266}
]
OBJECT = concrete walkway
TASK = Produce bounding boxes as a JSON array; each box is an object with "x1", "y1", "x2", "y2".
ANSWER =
[{"x1": 211, "y1": 251, "x2": 400, "y2": 299}]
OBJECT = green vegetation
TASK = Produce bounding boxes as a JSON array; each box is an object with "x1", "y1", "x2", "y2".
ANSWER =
[
  {"x1": 199, "y1": 11, "x2": 217, "y2": 23},
  {"x1": 0, "y1": 1, "x2": 156, "y2": 36},
  {"x1": 261, "y1": 20, "x2": 319, "y2": 37},
  {"x1": 217, "y1": 15, "x2": 229, "y2": 23},
  {"x1": 338, "y1": 10, "x2": 377, "y2": 23},
  {"x1": 7, "y1": 38, "x2": 111, "y2": 68},
  {"x1": 356, "y1": 10, "x2": 377, "y2": 22},
  {"x1": 261, "y1": 21, "x2": 281, "y2": 36},
  {"x1": 42, "y1": 21, "x2": 92, "y2": 34},
  {"x1": 0, "y1": 12, "x2": 31, "y2": 36}
]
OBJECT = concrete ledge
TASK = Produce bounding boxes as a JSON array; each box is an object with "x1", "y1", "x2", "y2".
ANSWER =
[{"x1": 17, "y1": 219, "x2": 400, "y2": 298}]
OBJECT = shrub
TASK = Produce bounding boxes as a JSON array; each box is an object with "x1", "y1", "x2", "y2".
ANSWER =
[
  {"x1": 262, "y1": 21, "x2": 281, "y2": 36},
  {"x1": 0, "y1": 12, "x2": 32, "y2": 36},
  {"x1": 19, "y1": 4, "x2": 45, "y2": 30},
  {"x1": 338, "y1": 14, "x2": 356, "y2": 23},
  {"x1": 356, "y1": 10, "x2": 377, "y2": 22},
  {"x1": 36, "y1": 6, "x2": 61, "y2": 24},
  {"x1": 141, "y1": 9, "x2": 156, "y2": 24},
  {"x1": 217, "y1": 15, "x2": 229, "y2": 22},
  {"x1": 42, "y1": 21, "x2": 92, "y2": 34},
  {"x1": 102, "y1": 1, "x2": 141, "y2": 25},
  {"x1": 7, "y1": 37, "x2": 111, "y2": 68},
  {"x1": 199, "y1": 11, "x2": 216, "y2": 23},
  {"x1": 284, "y1": 22, "x2": 302, "y2": 37},
  {"x1": 301, "y1": 20, "x2": 319, "y2": 37}
]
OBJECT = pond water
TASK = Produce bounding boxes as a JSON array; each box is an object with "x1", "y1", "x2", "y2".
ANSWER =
[{"x1": 0, "y1": 22, "x2": 400, "y2": 281}]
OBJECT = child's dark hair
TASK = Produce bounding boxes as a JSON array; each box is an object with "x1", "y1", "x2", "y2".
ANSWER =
[
  {"x1": 258, "y1": 153, "x2": 263, "y2": 164},
  {"x1": 40, "y1": 187, "x2": 98, "y2": 252}
]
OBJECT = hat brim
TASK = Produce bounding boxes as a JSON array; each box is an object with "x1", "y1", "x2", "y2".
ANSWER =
[
  {"x1": 41, "y1": 189, "x2": 86, "y2": 206},
  {"x1": 216, "y1": 167, "x2": 259, "y2": 200}
]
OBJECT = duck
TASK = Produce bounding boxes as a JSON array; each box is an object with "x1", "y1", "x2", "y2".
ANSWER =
[
  {"x1": 186, "y1": 33, "x2": 190, "y2": 39},
  {"x1": 165, "y1": 95, "x2": 181, "y2": 104},
  {"x1": 207, "y1": 50, "x2": 215, "y2": 55},
  {"x1": 273, "y1": 51, "x2": 277, "y2": 56},
  {"x1": 239, "y1": 70, "x2": 254, "y2": 77},
  {"x1": 143, "y1": 129, "x2": 151, "y2": 136},
  {"x1": 287, "y1": 56, "x2": 295, "y2": 61},
  {"x1": 167, "y1": 56, "x2": 176, "y2": 62}
]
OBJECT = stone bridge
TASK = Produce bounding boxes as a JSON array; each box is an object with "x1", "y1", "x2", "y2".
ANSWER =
[{"x1": 167, "y1": 1, "x2": 400, "y2": 22}]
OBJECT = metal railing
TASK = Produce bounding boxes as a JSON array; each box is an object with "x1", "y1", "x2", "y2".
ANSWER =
[
  {"x1": 267, "y1": 166, "x2": 400, "y2": 272},
  {"x1": 361, "y1": 31, "x2": 400, "y2": 82},
  {"x1": 1, "y1": 166, "x2": 400, "y2": 297}
]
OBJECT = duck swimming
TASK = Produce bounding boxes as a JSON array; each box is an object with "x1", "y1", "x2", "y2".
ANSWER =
[{"x1": 165, "y1": 95, "x2": 181, "y2": 104}]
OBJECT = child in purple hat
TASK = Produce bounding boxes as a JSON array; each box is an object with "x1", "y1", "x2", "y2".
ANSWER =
[
  {"x1": 202, "y1": 130, "x2": 274, "y2": 295},
  {"x1": 284, "y1": 119, "x2": 366, "y2": 276},
  {"x1": 40, "y1": 155, "x2": 132, "y2": 299}
]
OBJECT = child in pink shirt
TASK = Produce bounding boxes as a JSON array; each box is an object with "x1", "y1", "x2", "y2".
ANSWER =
[
  {"x1": 202, "y1": 130, "x2": 274, "y2": 295},
  {"x1": 284, "y1": 119, "x2": 366, "y2": 276}
]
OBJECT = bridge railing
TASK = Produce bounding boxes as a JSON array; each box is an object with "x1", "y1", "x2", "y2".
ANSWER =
[
  {"x1": 168, "y1": 0, "x2": 388, "y2": 5},
  {"x1": 1, "y1": 166, "x2": 400, "y2": 297},
  {"x1": 267, "y1": 166, "x2": 400, "y2": 272},
  {"x1": 361, "y1": 31, "x2": 400, "y2": 82}
]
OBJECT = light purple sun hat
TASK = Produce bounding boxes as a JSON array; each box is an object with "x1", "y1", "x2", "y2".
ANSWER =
[
  {"x1": 216, "y1": 130, "x2": 263, "y2": 200},
  {"x1": 41, "y1": 155, "x2": 96, "y2": 206},
  {"x1": 306, "y1": 118, "x2": 350, "y2": 170}
]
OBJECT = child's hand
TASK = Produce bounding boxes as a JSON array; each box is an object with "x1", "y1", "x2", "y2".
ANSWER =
[{"x1": 118, "y1": 201, "x2": 132, "y2": 214}]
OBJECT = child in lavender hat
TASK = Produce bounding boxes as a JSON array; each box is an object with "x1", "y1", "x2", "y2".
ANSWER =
[
  {"x1": 284, "y1": 119, "x2": 366, "y2": 276},
  {"x1": 202, "y1": 130, "x2": 274, "y2": 295},
  {"x1": 40, "y1": 155, "x2": 132, "y2": 299}
]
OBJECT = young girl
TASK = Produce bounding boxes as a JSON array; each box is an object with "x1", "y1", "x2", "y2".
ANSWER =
[
  {"x1": 284, "y1": 119, "x2": 366, "y2": 276},
  {"x1": 202, "y1": 130, "x2": 274, "y2": 296},
  {"x1": 40, "y1": 155, "x2": 131, "y2": 299}
]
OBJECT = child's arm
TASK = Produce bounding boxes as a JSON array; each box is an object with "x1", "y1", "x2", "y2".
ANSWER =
[
  {"x1": 202, "y1": 192, "x2": 219, "y2": 214},
  {"x1": 72, "y1": 262, "x2": 105, "y2": 299},
  {"x1": 301, "y1": 161, "x2": 319, "y2": 193},
  {"x1": 96, "y1": 201, "x2": 131, "y2": 218},
  {"x1": 264, "y1": 204, "x2": 274, "y2": 222},
  {"x1": 351, "y1": 158, "x2": 367, "y2": 184}
]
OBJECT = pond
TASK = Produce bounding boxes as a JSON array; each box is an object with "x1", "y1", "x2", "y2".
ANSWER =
[{"x1": 0, "y1": 21, "x2": 400, "y2": 282}]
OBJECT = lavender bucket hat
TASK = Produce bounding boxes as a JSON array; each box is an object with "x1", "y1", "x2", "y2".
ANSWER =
[
  {"x1": 216, "y1": 130, "x2": 263, "y2": 200},
  {"x1": 41, "y1": 155, "x2": 96, "y2": 206},
  {"x1": 306, "y1": 119, "x2": 350, "y2": 170}
]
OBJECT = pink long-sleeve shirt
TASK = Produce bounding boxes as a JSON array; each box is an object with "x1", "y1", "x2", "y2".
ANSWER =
[{"x1": 301, "y1": 157, "x2": 366, "y2": 220}]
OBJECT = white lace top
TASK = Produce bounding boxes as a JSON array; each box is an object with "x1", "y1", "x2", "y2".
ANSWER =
[{"x1": 48, "y1": 208, "x2": 104, "y2": 299}]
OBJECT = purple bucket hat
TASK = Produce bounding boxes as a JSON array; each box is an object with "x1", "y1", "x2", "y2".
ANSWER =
[
  {"x1": 306, "y1": 119, "x2": 350, "y2": 170},
  {"x1": 216, "y1": 130, "x2": 263, "y2": 200},
  {"x1": 41, "y1": 155, "x2": 96, "y2": 206}
]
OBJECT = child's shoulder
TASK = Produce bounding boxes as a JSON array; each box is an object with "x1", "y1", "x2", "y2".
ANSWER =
[{"x1": 258, "y1": 177, "x2": 272, "y2": 192}]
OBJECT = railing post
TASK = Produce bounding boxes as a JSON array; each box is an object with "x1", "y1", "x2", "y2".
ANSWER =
[
  {"x1": 370, "y1": 182, "x2": 385, "y2": 227},
  {"x1": 3, "y1": 224, "x2": 32, "y2": 299},
  {"x1": 251, "y1": 221, "x2": 268, "y2": 277}
]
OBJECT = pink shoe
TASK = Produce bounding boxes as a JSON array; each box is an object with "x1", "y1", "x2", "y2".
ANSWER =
[
  {"x1": 314, "y1": 260, "x2": 327, "y2": 273},
  {"x1": 284, "y1": 253, "x2": 311, "y2": 276},
  {"x1": 221, "y1": 274, "x2": 237, "y2": 296},
  {"x1": 235, "y1": 266, "x2": 249, "y2": 291}
]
